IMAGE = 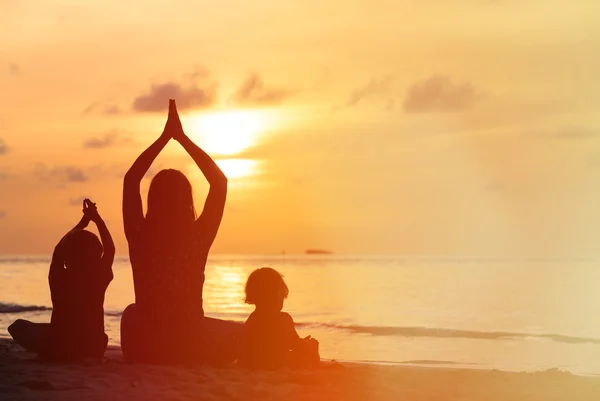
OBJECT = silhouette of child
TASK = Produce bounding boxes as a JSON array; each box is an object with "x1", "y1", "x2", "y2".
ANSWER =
[
  {"x1": 8, "y1": 199, "x2": 115, "y2": 362},
  {"x1": 238, "y1": 267, "x2": 320, "y2": 369}
]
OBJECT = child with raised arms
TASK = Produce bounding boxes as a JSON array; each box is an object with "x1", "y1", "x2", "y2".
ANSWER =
[{"x1": 8, "y1": 199, "x2": 115, "y2": 362}]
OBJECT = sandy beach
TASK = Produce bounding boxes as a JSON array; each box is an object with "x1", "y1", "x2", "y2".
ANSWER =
[{"x1": 1, "y1": 339, "x2": 599, "y2": 401}]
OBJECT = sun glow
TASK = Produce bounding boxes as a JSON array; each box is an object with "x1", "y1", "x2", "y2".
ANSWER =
[
  {"x1": 188, "y1": 159, "x2": 259, "y2": 182},
  {"x1": 216, "y1": 159, "x2": 259, "y2": 179},
  {"x1": 187, "y1": 110, "x2": 270, "y2": 156}
]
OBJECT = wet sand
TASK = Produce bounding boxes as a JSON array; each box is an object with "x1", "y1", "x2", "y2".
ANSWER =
[{"x1": 1, "y1": 338, "x2": 599, "y2": 401}]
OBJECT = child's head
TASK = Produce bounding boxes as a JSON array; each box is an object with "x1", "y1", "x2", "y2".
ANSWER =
[
  {"x1": 244, "y1": 267, "x2": 289, "y2": 312},
  {"x1": 62, "y1": 230, "x2": 103, "y2": 271}
]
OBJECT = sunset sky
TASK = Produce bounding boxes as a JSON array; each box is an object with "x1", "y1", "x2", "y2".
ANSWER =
[{"x1": 1, "y1": 0, "x2": 600, "y2": 256}]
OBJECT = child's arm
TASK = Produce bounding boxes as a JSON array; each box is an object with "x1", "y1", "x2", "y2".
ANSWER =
[
  {"x1": 282, "y1": 313, "x2": 302, "y2": 347},
  {"x1": 170, "y1": 100, "x2": 227, "y2": 247},
  {"x1": 49, "y1": 208, "x2": 91, "y2": 281},
  {"x1": 123, "y1": 100, "x2": 175, "y2": 241},
  {"x1": 84, "y1": 200, "x2": 115, "y2": 280},
  {"x1": 284, "y1": 313, "x2": 320, "y2": 367},
  {"x1": 72, "y1": 214, "x2": 90, "y2": 231}
]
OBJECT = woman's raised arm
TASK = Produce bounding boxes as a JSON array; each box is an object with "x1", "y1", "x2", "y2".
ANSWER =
[
  {"x1": 171, "y1": 100, "x2": 227, "y2": 246},
  {"x1": 123, "y1": 101, "x2": 176, "y2": 241}
]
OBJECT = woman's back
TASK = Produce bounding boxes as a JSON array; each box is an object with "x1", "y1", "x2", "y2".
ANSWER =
[{"x1": 129, "y1": 224, "x2": 209, "y2": 327}]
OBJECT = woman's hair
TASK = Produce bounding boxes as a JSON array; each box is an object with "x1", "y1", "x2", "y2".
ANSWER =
[
  {"x1": 62, "y1": 230, "x2": 103, "y2": 270},
  {"x1": 244, "y1": 267, "x2": 289, "y2": 307},
  {"x1": 146, "y1": 169, "x2": 196, "y2": 232}
]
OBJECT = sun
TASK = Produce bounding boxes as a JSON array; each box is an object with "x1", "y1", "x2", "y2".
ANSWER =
[
  {"x1": 186, "y1": 110, "x2": 269, "y2": 156},
  {"x1": 215, "y1": 159, "x2": 259, "y2": 179}
]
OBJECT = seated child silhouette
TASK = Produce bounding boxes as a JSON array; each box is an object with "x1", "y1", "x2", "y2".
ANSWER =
[
  {"x1": 8, "y1": 199, "x2": 115, "y2": 362},
  {"x1": 238, "y1": 267, "x2": 320, "y2": 369}
]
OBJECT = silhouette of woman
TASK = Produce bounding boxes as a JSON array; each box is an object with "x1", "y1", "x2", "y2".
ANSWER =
[{"x1": 120, "y1": 99, "x2": 241, "y2": 366}]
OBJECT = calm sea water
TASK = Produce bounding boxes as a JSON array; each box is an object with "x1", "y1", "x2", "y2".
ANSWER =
[{"x1": 2, "y1": 255, "x2": 600, "y2": 375}]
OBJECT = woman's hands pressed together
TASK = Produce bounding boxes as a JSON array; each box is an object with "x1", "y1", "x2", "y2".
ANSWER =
[{"x1": 162, "y1": 99, "x2": 185, "y2": 142}]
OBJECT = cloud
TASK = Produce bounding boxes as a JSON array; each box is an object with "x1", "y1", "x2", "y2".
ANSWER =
[
  {"x1": 102, "y1": 105, "x2": 121, "y2": 115},
  {"x1": 8, "y1": 63, "x2": 19, "y2": 75},
  {"x1": 133, "y1": 81, "x2": 217, "y2": 112},
  {"x1": 83, "y1": 130, "x2": 132, "y2": 149},
  {"x1": 523, "y1": 126, "x2": 600, "y2": 140},
  {"x1": 0, "y1": 171, "x2": 12, "y2": 180},
  {"x1": 83, "y1": 102, "x2": 122, "y2": 116},
  {"x1": 231, "y1": 73, "x2": 292, "y2": 106},
  {"x1": 35, "y1": 165, "x2": 88, "y2": 183},
  {"x1": 346, "y1": 75, "x2": 393, "y2": 107},
  {"x1": 68, "y1": 196, "x2": 89, "y2": 206},
  {"x1": 85, "y1": 67, "x2": 216, "y2": 115},
  {"x1": 551, "y1": 127, "x2": 598, "y2": 140},
  {"x1": 485, "y1": 180, "x2": 506, "y2": 193},
  {"x1": 0, "y1": 139, "x2": 8, "y2": 155},
  {"x1": 403, "y1": 75, "x2": 477, "y2": 113},
  {"x1": 183, "y1": 65, "x2": 211, "y2": 81}
]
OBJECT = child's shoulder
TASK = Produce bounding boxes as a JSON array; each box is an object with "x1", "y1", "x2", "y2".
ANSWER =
[
  {"x1": 279, "y1": 311, "x2": 294, "y2": 322},
  {"x1": 276, "y1": 312, "x2": 295, "y2": 329}
]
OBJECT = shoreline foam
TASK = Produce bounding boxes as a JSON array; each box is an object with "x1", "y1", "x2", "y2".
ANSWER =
[{"x1": 4, "y1": 302, "x2": 600, "y2": 346}]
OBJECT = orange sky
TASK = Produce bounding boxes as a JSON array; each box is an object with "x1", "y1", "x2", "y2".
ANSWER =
[{"x1": 1, "y1": 1, "x2": 600, "y2": 256}]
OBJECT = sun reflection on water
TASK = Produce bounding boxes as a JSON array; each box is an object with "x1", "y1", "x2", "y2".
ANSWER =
[{"x1": 204, "y1": 265, "x2": 249, "y2": 313}]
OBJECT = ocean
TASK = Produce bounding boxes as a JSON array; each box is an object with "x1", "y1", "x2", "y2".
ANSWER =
[{"x1": 1, "y1": 255, "x2": 600, "y2": 375}]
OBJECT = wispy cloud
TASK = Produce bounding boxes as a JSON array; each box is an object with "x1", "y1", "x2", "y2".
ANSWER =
[
  {"x1": 83, "y1": 102, "x2": 122, "y2": 116},
  {"x1": 403, "y1": 75, "x2": 477, "y2": 113},
  {"x1": 524, "y1": 126, "x2": 600, "y2": 140},
  {"x1": 35, "y1": 165, "x2": 88, "y2": 184},
  {"x1": 230, "y1": 73, "x2": 292, "y2": 106},
  {"x1": 0, "y1": 139, "x2": 9, "y2": 155},
  {"x1": 183, "y1": 65, "x2": 211, "y2": 81},
  {"x1": 0, "y1": 171, "x2": 12, "y2": 180},
  {"x1": 8, "y1": 63, "x2": 19, "y2": 76},
  {"x1": 551, "y1": 127, "x2": 598, "y2": 140},
  {"x1": 68, "y1": 196, "x2": 89, "y2": 206},
  {"x1": 83, "y1": 130, "x2": 132, "y2": 149},
  {"x1": 346, "y1": 75, "x2": 394, "y2": 107}
]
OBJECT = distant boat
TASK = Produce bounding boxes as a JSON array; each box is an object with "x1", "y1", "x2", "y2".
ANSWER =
[{"x1": 305, "y1": 249, "x2": 332, "y2": 255}]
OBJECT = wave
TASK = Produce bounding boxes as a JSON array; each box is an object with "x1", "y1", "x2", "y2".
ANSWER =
[
  {"x1": 0, "y1": 256, "x2": 131, "y2": 265},
  {"x1": 0, "y1": 302, "x2": 51, "y2": 314},
  {"x1": 295, "y1": 323, "x2": 600, "y2": 345},
  {"x1": 398, "y1": 360, "x2": 471, "y2": 365},
  {"x1": 4, "y1": 304, "x2": 599, "y2": 346},
  {"x1": 0, "y1": 257, "x2": 51, "y2": 264},
  {"x1": 110, "y1": 310, "x2": 600, "y2": 345}
]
